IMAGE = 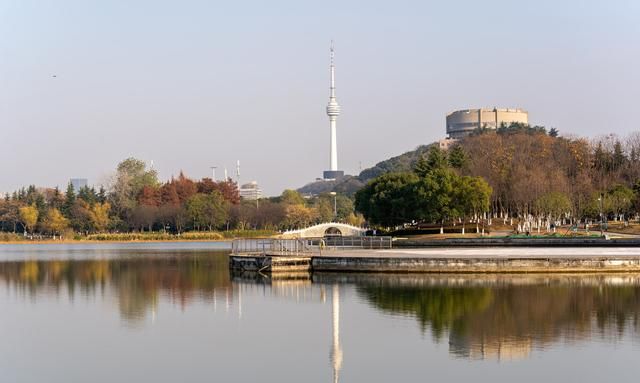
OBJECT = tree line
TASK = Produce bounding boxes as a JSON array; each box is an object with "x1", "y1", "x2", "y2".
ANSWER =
[
  {"x1": 355, "y1": 125, "x2": 640, "y2": 231},
  {"x1": 0, "y1": 158, "x2": 362, "y2": 237}
]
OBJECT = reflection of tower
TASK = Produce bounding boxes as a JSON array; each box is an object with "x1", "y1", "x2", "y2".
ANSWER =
[
  {"x1": 330, "y1": 284, "x2": 343, "y2": 383},
  {"x1": 238, "y1": 284, "x2": 242, "y2": 319},
  {"x1": 323, "y1": 42, "x2": 344, "y2": 181}
]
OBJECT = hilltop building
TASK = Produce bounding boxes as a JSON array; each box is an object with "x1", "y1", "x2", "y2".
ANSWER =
[
  {"x1": 323, "y1": 42, "x2": 344, "y2": 181},
  {"x1": 239, "y1": 181, "x2": 262, "y2": 201},
  {"x1": 446, "y1": 108, "x2": 528, "y2": 139}
]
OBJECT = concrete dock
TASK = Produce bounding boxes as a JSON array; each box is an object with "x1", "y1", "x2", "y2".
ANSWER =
[{"x1": 230, "y1": 247, "x2": 640, "y2": 273}]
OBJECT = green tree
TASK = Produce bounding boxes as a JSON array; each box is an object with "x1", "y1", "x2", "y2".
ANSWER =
[
  {"x1": 77, "y1": 186, "x2": 98, "y2": 205},
  {"x1": 534, "y1": 192, "x2": 572, "y2": 221},
  {"x1": 608, "y1": 184, "x2": 634, "y2": 220},
  {"x1": 355, "y1": 172, "x2": 419, "y2": 227},
  {"x1": 280, "y1": 189, "x2": 305, "y2": 205},
  {"x1": 413, "y1": 156, "x2": 431, "y2": 178},
  {"x1": 414, "y1": 146, "x2": 447, "y2": 177},
  {"x1": 447, "y1": 145, "x2": 468, "y2": 169},
  {"x1": 186, "y1": 192, "x2": 228, "y2": 231},
  {"x1": 62, "y1": 183, "x2": 76, "y2": 218},
  {"x1": 454, "y1": 176, "x2": 492, "y2": 233},
  {"x1": 412, "y1": 168, "x2": 459, "y2": 227}
]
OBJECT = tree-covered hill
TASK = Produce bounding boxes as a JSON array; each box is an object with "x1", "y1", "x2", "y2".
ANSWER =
[{"x1": 297, "y1": 144, "x2": 432, "y2": 196}]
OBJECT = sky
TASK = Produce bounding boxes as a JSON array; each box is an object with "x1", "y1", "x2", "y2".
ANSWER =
[{"x1": 1, "y1": 0, "x2": 639, "y2": 196}]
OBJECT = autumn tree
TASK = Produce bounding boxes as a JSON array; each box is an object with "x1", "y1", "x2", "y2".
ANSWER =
[
  {"x1": 283, "y1": 204, "x2": 317, "y2": 229},
  {"x1": 0, "y1": 199, "x2": 21, "y2": 232},
  {"x1": 90, "y1": 203, "x2": 111, "y2": 232},
  {"x1": 41, "y1": 208, "x2": 70, "y2": 235},
  {"x1": 19, "y1": 205, "x2": 39, "y2": 234}
]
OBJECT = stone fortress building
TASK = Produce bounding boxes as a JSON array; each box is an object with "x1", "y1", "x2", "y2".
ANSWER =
[{"x1": 446, "y1": 108, "x2": 528, "y2": 139}]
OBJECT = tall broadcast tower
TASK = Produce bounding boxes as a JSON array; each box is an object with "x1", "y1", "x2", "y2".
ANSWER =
[{"x1": 323, "y1": 42, "x2": 344, "y2": 180}]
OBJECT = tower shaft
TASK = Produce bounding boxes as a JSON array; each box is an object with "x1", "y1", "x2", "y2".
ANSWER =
[
  {"x1": 330, "y1": 118, "x2": 338, "y2": 171},
  {"x1": 324, "y1": 42, "x2": 342, "y2": 179}
]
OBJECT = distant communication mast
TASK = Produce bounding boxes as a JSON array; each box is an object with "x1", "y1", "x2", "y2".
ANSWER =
[{"x1": 323, "y1": 41, "x2": 344, "y2": 181}]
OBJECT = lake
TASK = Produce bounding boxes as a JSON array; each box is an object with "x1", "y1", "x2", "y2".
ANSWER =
[{"x1": 1, "y1": 242, "x2": 639, "y2": 382}]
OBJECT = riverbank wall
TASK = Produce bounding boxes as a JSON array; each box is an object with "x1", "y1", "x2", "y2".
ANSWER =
[
  {"x1": 394, "y1": 237, "x2": 640, "y2": 247},
  {"x1": 310, "y1": 256, "x2": 640, "y2": 273}
]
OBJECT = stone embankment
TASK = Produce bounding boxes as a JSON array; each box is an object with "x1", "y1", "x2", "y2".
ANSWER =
[{"x1": 394, "y1": 237, "x2": 640, "y2": 248}]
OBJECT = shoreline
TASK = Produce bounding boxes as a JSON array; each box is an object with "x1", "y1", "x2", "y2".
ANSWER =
[{"x1": 0, "y1": 239, "x2": 235, "y2": 245}]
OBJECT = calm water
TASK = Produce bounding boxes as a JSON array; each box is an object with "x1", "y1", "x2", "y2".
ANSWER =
[{"x1": 1, "y1": 243, "x2": 640, "y2": 382}]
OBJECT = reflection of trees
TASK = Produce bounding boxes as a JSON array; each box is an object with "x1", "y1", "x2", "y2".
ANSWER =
[
  {"x1": 357, "y1": 275, "x2": 640, "y2": 360},
  {"x1": 360, "y1": 285, "x2": 492, "y2": 340},
  {"x1": 0, "y1": 253, "x2": 231, "y2": 323}
]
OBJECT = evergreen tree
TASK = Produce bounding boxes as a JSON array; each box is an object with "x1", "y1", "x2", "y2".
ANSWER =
[
  {"x1": 78, "y1": 186, "x2": 97, "y2": 205},
  {"x1": 414, "y1": 146, "x2": 447, "y2": 177},
  {"x1": 612, "y1": 141, "x2": 627, "y2": 170},
  {"x1": 448, "y1": 145, "x2": 468, "y2": 169},
  {"x1": 97, "y1": 186, "x2": 107, "y2": 204},
  {"x1": 50, "y1": 187, "x2": 64, "y2": 210},
  {"x1": 413, "y1": 156, "x2": 430, "y2": 177},
  {"x1": 426, "y1": 146, "x2": 447, "y2": 172},
  {"x1": 62, "y1": 183, "x2": 76, "y2": 218}
]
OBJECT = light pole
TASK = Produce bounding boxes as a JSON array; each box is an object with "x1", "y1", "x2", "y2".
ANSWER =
[
  {"x1": 598, "y1": 194, "x2": 604, "y2": 237},
  {"x1": 210, "y1": 166, "x2": 217, "y2": 182},
  {"x1": 330, "y1": 192, "x2": 337, "y2": 221}
]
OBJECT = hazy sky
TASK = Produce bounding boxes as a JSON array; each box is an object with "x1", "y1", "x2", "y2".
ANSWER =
[{"x1": 1, "y1": 0, "x2": 639, "y2": 196}]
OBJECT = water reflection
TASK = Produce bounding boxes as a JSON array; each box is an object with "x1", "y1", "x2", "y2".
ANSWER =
[
  {"x1": 348, "y1": 273, "x2": 640, "y2": 360},
  {"x1": 4, "y1": 255, "x2": 640, "y2": 364},
  {"x1": 0, "y1": 254, "x2": 231, "y2": 324},
  {"x1": 331, "y1": 285, "x2": 342, "y2": 383}
]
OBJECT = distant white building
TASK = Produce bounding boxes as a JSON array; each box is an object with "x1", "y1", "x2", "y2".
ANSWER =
[
  {"x1": 70, "y1": 178, "x2": 88, "y2": 192},
  {"x1": 239, "y1": 181, "x2": 262, "y2": 201}
]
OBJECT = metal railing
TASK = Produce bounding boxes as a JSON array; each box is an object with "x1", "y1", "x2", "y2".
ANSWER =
[
  {"x1": 231, "y1": 236, "x2": 393, "y2": 256},
  {"x1": 231, "y1": 238, "x2": 315, "y2": 256},
  {"x1": 319, "y1": 236, "x2": 393, "y2": 250}
]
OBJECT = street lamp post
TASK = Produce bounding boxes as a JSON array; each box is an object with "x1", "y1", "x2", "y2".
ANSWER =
[
  {"x1": 210, "y1": 166, "x2": 217, "y2": 182},
  {"x1": 330, "y1": 192, "x2": 337, "y2": 221},
  {"x1": 598, "y1": 194, "x2": 604, "y2": 237}
]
